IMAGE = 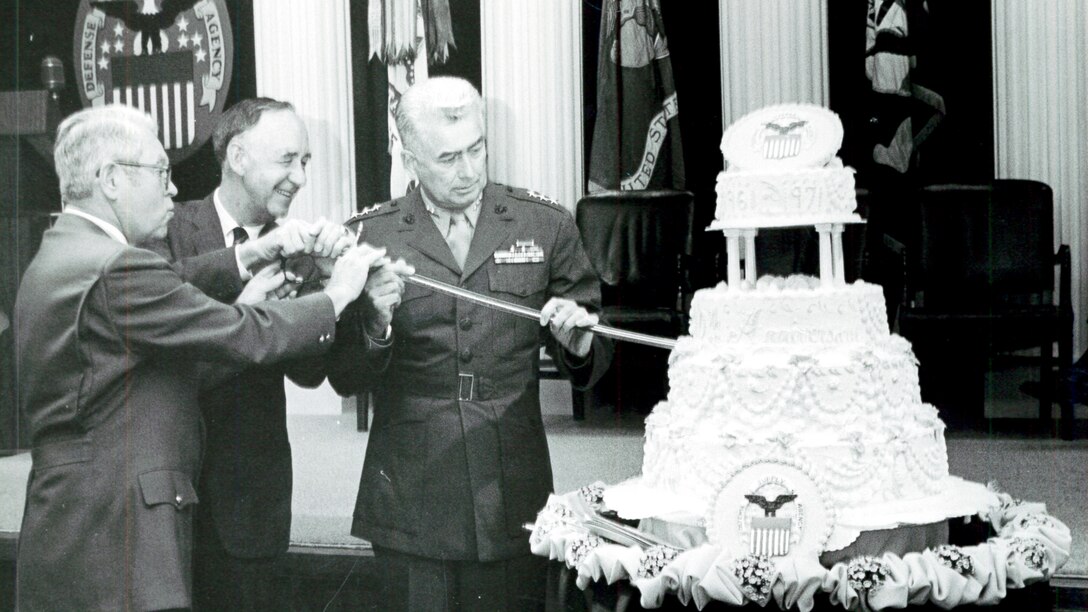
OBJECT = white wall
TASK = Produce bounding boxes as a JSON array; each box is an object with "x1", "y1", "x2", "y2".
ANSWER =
[{"x1": 480, "y1": 0, "x2": 584, "y2": 212}]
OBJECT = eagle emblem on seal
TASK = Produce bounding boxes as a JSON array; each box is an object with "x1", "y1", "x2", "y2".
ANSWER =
[{"x1": 73, "y1": 0, "x2": 234, "y2": 163}]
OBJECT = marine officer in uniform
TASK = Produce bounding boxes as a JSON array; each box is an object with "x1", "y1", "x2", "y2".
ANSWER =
[{"x1": 327, "y1": 76, "x2": 612, "y2": 610}]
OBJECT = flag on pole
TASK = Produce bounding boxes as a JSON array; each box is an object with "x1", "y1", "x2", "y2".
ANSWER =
[
  {"x1": 367, "y1": 0, "x2": 456, "y2": 197},
  {"x1": 588, "y1": 0, "x2": 684, "y2": 193},
  {"x1": 865, "y1": 0, "x2": 945, "y2": 174}
]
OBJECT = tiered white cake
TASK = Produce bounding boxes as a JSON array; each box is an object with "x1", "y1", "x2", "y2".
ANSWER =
[
  {"x1": 605, "y1": 105, "x2": 992, "y2": 558},
  {"x1": 645, "y1": 276, "x2": 949, "y2": 512}
]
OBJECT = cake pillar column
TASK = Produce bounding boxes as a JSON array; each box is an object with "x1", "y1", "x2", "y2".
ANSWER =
[
  {"x1": 816, "y1": 223, "x2": 833, "y2": 287},
  {"x1": 831, "y1": 223, "x2": 846, "y2": 285},
  {"x1": 724, "y1": 229, "x2": 742, "y2": 288},
  {"x1": 742, "y1": 228, "x2": 758, "y2": 282}
]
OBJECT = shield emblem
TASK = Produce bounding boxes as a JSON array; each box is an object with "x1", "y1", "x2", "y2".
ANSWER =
[
  {"x1": 73, "y1": 0, "x2": 234, "y2": 163},
  {"x1": 749, "y1": 516, "x2": 792, "y2": 556}
]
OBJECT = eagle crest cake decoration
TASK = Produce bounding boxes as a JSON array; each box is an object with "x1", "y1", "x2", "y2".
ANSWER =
[{"x1": 720, "y1": 103, "x2": 844, "y2": 171}]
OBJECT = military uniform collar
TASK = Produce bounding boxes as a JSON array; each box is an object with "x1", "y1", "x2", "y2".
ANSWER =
[{"x1": 421, "y1": 190, "x2": 483, "y2": 236}]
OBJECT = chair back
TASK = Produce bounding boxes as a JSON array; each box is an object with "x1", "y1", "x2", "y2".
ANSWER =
[
  {"x1": 912, "y1": 180, "x2": 1054, "y2": 311},
  {"x1": 575, "y1": 190, "x2": 695, "y2": 310}
]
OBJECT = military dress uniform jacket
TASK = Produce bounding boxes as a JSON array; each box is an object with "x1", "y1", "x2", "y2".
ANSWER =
[
  {"x1": 14, "y1": 215, "x2": 337, "y2": 611},
  {"x1": 327, "y1": 184, "x2": 612, "y2": 562},
  {"x1": 155, "y1": 195, "x2": 324, "y2": 559}
]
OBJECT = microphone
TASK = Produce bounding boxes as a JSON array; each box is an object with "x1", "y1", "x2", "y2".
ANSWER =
[{"x1": 40, "y1": 56, "x2": 65, "y2": 101}]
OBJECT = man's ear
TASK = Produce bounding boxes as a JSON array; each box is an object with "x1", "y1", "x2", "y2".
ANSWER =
[
  {"x1": 400, "y1": 148, "x2": 418, "y2": 182},
  {"x1": 226, "y1": 138, "x2": 248, "y2": 176},
  {"x1": 98, "y1": 163, "x2": 125, "y2": 201}
]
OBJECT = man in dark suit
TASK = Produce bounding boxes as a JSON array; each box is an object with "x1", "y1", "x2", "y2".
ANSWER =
[
  {"x1": 14, "y1": 104, "x2": 385, "y2": 611},
  {"x1": 151, "y1": 97, "x2": 356, "y2": 611},
  {"x1": 327, "y1": 77, "x2": 613, "y2": 610}
]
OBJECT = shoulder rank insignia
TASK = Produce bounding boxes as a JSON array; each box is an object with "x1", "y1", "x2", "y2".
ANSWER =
[
  {"x1": 526, "y1": 190, "x2": 559, "y2": 206},
  {"x1": 494, "y1": 239, "x2": 545, "y2": 264},
  {"x1": 345, "y1": 203, "x2": 386, "y2": 225}
]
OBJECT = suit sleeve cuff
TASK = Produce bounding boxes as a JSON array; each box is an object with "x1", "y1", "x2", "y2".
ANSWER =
[{"x1": 365, "y1": 325, "x2": 393, "y2": 348}]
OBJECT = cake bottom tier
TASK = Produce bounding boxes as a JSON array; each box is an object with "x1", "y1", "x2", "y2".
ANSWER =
[
  {"x1": 605, "y1": 475, "x2": 998, "y2": 554},
  {"x1": 643, "y1": 404, "x2": 950, "y2": 513}
]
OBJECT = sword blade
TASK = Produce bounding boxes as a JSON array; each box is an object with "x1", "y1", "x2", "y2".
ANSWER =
[{"x1": 404, "y1": 274, "x2": 678, "y2": 351}]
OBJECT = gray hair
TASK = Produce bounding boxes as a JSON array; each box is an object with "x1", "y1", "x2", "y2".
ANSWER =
[
  {"x1": 54, "y1": 104, "x2": 159, "y2": 203},
  {"x1": 212, "y1": 97, "x2": 296, "y2": 165},
  {"x1": 395, "y1": 77, "x2": 485, "y2": 152}
]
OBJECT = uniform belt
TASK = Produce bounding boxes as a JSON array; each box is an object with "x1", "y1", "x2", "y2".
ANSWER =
[
  {"x1": 31, "y1": 437, "x2": 92, "y2": 469},
  {"x1": 386, "y1": 372, "x2": 524, "y2": 401}
]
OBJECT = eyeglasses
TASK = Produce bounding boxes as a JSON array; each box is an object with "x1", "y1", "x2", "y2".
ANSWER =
[{"x1": 108, "y1": 161, "x2": 172, "y2": 194}]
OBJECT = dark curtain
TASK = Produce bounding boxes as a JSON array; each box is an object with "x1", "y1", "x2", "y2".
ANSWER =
[{"x1": 830, "y1": 0, "x2": 994, "y2": 189}]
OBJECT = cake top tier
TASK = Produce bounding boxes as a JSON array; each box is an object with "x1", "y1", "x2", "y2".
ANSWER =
[{"x1": 721, "y1": 104, "x2": 844, "y2": 171}]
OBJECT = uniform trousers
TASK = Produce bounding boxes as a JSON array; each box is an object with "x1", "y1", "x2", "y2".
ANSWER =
[
  {"x1": 372, "y1": 545, "x2": 546, "y2": 612},
  {"x1": 192, "y1": 509, "x2": 290, "y2": 612}
]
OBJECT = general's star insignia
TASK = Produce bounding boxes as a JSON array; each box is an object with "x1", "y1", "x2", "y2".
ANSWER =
[
  {"x1": 527, "y1": 190, "x2": 558, "y2": 206},
  {"x1": 360, "y1": 204, "x2": 382, "y2": 215}
]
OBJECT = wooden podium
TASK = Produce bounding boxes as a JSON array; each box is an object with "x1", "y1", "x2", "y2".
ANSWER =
[{"x1": 0, "y1": 89, "x2": 60, "y2": 453}]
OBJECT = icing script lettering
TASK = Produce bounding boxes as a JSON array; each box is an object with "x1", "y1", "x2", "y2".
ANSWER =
[{"x1": 763, "y1": 329, "x2": 862, "y2": 344}]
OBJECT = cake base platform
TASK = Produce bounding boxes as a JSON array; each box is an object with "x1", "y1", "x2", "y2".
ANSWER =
[{"x1": 529, "y1": 482, "x2": 1071, "y2": 610}]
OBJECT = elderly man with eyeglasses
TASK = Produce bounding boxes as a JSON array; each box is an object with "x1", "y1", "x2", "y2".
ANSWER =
[{"x1": 13, "y1": 104, "x2": 388, "y2": 611}]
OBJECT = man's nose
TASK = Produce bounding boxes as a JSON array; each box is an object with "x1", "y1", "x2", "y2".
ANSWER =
[
  {"x1": 454, "y1": 155, "x2": 475, "y2": 178},
  {"x1": 290, "y1": 160, "x2": 308, "y2": 187},
  {"x1": 166, "y1": 179, "x2": 178, "y2": 198}
]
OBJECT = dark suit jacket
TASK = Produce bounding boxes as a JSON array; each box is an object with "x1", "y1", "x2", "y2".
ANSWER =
[
  {"x1": 14, "y1": 214, "x2": 337, "y2": 610},
  {"x1": 155, "y1": 195, "x2": 324, "y2": 558},
  {"x1": 327, "y1": 184, "x2": 612, "y2": 561}
]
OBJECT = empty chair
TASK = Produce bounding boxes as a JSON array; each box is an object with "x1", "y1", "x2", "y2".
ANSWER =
[
  {"x1": 894, "y1": 180, "x2": 1074, "y2": 438},
  {"x1": 572, "y1": 189, "x2": 695, "y2": 415}
]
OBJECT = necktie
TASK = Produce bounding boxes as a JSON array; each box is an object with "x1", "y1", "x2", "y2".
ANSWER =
[
  {"x1": 446, "y1": 213, "x2": 472, "y2": 269},
  {"x1": 231, "y1": 226, "x2": 249, "y2": 246}
]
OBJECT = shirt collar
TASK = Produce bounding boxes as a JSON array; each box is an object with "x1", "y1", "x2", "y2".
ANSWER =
[
  {"x1": 64, "y1": 207, "x2": 128, "y2": 245},
  {"x1": 213, "y1": 188, "x2": 267, "y2": 246},
  {"x1": 421, "y1": 189, "x2": 483, "y2": 236}
]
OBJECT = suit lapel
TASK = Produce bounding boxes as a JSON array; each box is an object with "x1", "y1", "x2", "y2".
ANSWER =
[
  {"x1": 190, "y1": 194, "x2": 229, "y2": 256},
  {"x1": 461, "y1": 184, "x2": 514, "y2": 281},
  {"x1": 402, "y1": 190, "x2": 462, "y2": 276}
]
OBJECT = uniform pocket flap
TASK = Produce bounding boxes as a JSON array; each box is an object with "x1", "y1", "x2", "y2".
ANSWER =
[
  {"x1": 488, "y1": 266, "x2": 546, "y2": 297},
  {"x1": 138, "y1": 470, "x2": 199, "y2": 509}
]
